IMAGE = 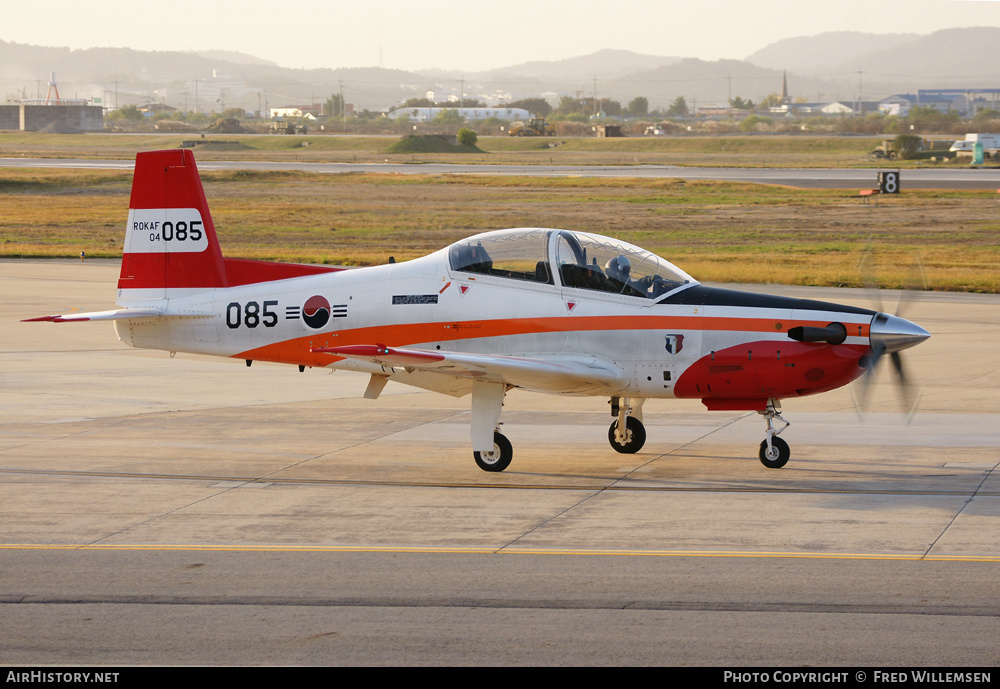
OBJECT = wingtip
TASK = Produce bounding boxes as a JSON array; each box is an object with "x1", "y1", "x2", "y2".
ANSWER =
[{"x1": 21, "y1": 315, "x2": 89, "y2": 323}]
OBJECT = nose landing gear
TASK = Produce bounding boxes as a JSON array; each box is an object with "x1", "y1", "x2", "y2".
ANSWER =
[
  {"x1": 608, "y1": 397, "x2": 646, "y2": 454},
  {"x1": 757, "y1": 399, "x2": 791, "y2": 468}
]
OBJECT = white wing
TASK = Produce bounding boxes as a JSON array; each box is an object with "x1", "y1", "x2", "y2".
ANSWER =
[{"x1": 313, "y1": 344, "x2": 626, "y2": 395}]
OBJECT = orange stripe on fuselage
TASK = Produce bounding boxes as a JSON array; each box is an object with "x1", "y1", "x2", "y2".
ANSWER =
[{"x1": 234, "y1": 314, "x2": 871, "y2": 367}]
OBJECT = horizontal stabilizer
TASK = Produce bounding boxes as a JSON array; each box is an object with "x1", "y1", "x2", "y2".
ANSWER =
[{"x1": 23, "y1": 308, "x2": 213, "y2": 323}]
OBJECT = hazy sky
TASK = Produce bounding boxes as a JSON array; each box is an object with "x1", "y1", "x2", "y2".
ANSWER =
[{"x1": 4, "y1": 0, "x2": 1000, "y2": 72}]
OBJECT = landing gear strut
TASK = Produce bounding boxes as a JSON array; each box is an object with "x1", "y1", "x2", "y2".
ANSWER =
[
  {"x1": 608, "y1": 397, "x2": 646, "y2": 453},
  {"x1": 471, "y1": 381, "x2": 512, "y2": 472},
  {"x1": 757, "y1": 399, "x2": 791, "y2": 468}
]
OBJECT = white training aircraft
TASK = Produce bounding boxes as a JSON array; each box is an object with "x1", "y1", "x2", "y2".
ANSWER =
[{"x1": 27, "y1": 150, "x2": 930, "y2": 471}]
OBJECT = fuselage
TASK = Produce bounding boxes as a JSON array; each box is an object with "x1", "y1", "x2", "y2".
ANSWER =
[{"x1": 115, "y1": 228, "x2": 879, "y2": 411}]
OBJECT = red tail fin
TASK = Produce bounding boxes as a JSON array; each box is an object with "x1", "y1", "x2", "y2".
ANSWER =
[{"x1": 118, "y1": 149, "x2": 227, "y2": 293}]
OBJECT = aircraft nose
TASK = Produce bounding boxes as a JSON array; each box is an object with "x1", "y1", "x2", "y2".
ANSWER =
[{"x1": 869, "y1": 313, "x2": 931, "y2": 353}]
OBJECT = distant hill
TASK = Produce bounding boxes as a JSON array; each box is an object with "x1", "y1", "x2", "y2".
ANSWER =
[
  {"x1": 478, "y1": 49, "x2": 680, "y2": 80},
  {"x1": 746, "y1": 27, "x2": 1000, "y2": 94},
  {"x1": 0, "y1": 40, "x2": 432, "y2": 111},
  {"x1": 3, "y1": 28, "x2": 999, "y2": 114},
  {"x1": 836, "y1": 27, "x2": 1000, "y2": 83},
  {"x1": 746, "y1": 32, "x2": 920, "y2": 74},
  {"x1": 195, "y1": 50, "x2": 277, "y2": 67}
]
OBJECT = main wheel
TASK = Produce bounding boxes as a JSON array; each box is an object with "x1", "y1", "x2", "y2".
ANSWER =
[
  {"x1": 474, "y1": 432, "x2": 513, "y2": 472},
  {"x1": 758, "y1": 436, "x2": 790, "y2": 469},
  {"x1": 608, "y1": 416, "x2": 646, "y2": 454}
]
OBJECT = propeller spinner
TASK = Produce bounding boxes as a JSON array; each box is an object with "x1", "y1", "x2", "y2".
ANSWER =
[{"x1": 856, "y1": 312, "x2": 930, "y2": 417}]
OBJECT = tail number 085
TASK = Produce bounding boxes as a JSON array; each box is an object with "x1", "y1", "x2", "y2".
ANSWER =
[{"x1": 226, "y1": 300, "x2": 278, "y2": 329}]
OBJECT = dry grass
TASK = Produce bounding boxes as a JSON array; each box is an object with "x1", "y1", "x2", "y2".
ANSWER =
[
  {"x1": 1, "y1": 168, "x2": 998, "y2": 292},
  {"x1": 0, "y1": 132, "x2": 911, "y2": 168}
]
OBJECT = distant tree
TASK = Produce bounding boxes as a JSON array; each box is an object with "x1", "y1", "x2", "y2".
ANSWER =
[
  {"x1": 729, "y1": 96, "x2": 755, "y2": 111},
  {"x1": 401, "y1": 97, "x2": 434, "y2": 109},
  {"x1": 758, "y1": 93, "x2": 784, "y2": 110},
  {"x1": 509, "y1": 98, "x2": 552, "y2": 117},
  {"x1": 222, "y1": 107, "x2": 245, "y2": 120},
  {"x1": 476, "y1": 116, "x2": 507, "y2": 135},
  {"x1": 326, "y1": 93, "x2": 345, "y2": 118},
  {"x1": 457, "y1": 128, "x2": 478, "y2": 146},
  {"x1": 555, "y1": 95, "x2": 583, "y2": 115},
  {"x1": 894, "y1": 134, "x2": 924, "y2": 159},
  {"x1": 600, "y1": 99, "x2": 623, "y2": 117},
  {"x1": 433, "y1": 108, "x2": 465, "y2": 124},
  {"x1": 739, "y1": 114, "x2": 772, "y2": 132},
  {"x1": 570, "y1": 97, "x2": 621, "y2": 117},
  {"x1": 666, "y1": 96, "x2": 688, "y2": 116},
  {"x1": 627, "y1": 96, "x2": 649, "y2": 117},
  {"x1": 903, "y1": 105, "x2": 961, "y2": 133},
  {"x1": 972, "y1": 108, "x2": 1000, "y2": 125},
  {"x1": 108, "y1": 105, "x2": 146, "y2": 122}
]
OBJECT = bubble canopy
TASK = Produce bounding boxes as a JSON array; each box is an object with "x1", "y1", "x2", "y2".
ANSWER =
[{"x1": 447, "y1": 228, "x2": 696, "y2": 300}]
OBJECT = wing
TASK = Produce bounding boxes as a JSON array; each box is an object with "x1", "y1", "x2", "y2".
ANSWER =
[
  {"x1": 23, "y1": 308, "x2": 214, "y2": 323},
  {"x1": 312, "y1": 344, "x2": 627, "y2": 395}
]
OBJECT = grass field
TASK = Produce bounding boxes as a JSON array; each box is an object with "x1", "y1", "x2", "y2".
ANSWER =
[
  {"x1": 2, "y1": 166, "x2": 997, "y2": 292},
  {"x1": 0, "y1": 132, "x2": 937, "y2": 168}
]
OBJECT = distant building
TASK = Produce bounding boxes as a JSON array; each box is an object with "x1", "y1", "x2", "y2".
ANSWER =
[
  {"x1": 880, "y1": 93, "x2": 968, "y2": 117},
  {"x1": 919, "y1": 89, "x2": 1000, "y2": 115},
  {"x1": 820, "y1": 102, "x2": 854, "y2": 115},
  {"x1": 816, "y1": 101, "x2": 881, "y2": 116},
  {"x1": 0, "y1": 100, "x2": 104, "y2": 131},
  {"x1": 139, "y1": 103, "x2": 178, "y2": 117},
  {"x1": 269, "y1": 104, "x2": 323, "y2": 120}
]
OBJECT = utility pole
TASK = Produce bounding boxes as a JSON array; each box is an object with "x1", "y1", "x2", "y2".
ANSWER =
[{"x1": 857, "y1": 69, "x2": 863, "y2": 116}]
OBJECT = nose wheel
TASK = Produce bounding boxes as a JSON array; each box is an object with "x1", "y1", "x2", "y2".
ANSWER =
[
  {"x1": 757, "y1": 399, "x2": 791, "y2": 469},
  {"x1": 608, "y1": 396, "x2": 646, "y2": 453},
  {"x1": 758, "y1": 436, "x2": 790, "y2": 468},
  {"x1": 609, "y1": 416, "x2": 646, "y2": 454}
]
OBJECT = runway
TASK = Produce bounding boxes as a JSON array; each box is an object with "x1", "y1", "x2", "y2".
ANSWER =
[
  {"x1": 3, "y1": 156, "x2": 1000, "y2": 188},
  {"x1": 2, "y1": 261, "x2": 999, "y2": 665}
]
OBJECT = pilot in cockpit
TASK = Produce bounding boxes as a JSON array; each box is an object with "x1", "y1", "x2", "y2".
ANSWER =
[{"x1": 604, "y1": 255, "x2": 632, "y2": 286}]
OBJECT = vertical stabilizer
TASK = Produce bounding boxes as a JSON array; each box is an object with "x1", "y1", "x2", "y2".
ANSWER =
[{"x1": 118, "y1": 149, "x2": 227, "y2": 298}]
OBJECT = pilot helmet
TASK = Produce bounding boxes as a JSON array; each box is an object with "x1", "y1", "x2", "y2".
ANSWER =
[{"x1": 605, "y1": 255, "x2": 631, "y2": 281}]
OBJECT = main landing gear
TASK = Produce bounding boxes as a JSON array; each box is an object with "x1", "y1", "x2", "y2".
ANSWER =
[
  {"x1": 470, "y1": 381, "x2": 514, "y2": 472},
  {"x1": 758, "y1": 399, "x2": 791, "y2": 469},
  {"x1": 475, "y1": 432, "x2": 513, "y2": 472},
  {"x1": 608, "y1": 397, "x2": 646, "y2": 454}
]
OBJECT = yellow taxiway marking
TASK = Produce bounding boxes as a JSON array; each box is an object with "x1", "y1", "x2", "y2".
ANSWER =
[{"x1": 2, "y1": 543, "x2": 998, "y2": 562}]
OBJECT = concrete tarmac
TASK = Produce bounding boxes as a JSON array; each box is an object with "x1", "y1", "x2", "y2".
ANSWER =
[{"x1": 2, "y1": 261, "x2": 999, "y2": 665}]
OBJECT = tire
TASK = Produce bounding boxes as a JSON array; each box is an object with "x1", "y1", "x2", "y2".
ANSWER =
[
  {"x1": 758, "y1": 437, "x2": 790, "y2": 469},
  {"x1": 608, "y1": 417, "x2": 646, "y2": 454},
  {"x1": 474, "y1": 432, "x2": 513, "y2": 472}
]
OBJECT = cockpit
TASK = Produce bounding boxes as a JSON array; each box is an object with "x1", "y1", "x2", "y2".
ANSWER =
[{"x1": 448, "y1": 228, "x2": 695, "y2": 301}]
